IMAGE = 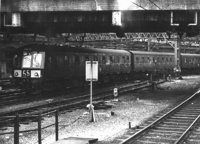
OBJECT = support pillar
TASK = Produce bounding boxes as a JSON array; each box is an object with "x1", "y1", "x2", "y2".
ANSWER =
[
  {"x1": 174, "y1": 39, "x2": 181, "y2": 72},
  {"x1": 168, "y1": 38, "x2": 181, "y2": 77}
]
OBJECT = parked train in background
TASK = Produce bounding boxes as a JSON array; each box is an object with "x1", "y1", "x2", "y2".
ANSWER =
[{"x1": 12, "y1": 44, "x2": 200, "y2": 92}]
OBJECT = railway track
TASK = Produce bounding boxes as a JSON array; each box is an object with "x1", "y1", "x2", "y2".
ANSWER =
[
  {"x1": 120, "y1": 89, "x2": 200, "y2": 144},
  {"x1": 0, "y1": 80, "x2": 159, "y2": 127},
  {"x1": 0, "y1": 90, "x2": 27, "y2": 107},
  {"x1": 0, "y1": 79, "x2": 148, "y2": 107}
]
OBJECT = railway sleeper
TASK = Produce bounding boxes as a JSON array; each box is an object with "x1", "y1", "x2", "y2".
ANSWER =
[
  {"x1": 159, "y1": 124, "x2": 189, "y2": 128},
  {"x1": 187, "y1": 139, "x2": 200, "y2": 143},
  {"x1": 142, "y1": 135, "x2": 178, "y2": 141},
  {"x1": 148, "y1": 131, "x2": 180, "y2": 136},
  {"x1": 151, "y1": 129, "x2": 184, "y2": 134},
  {"x1": 166, "y1": 118, "x2": 195, "y2": 122},
  {"x1": 176, "y1": 111, "x2": 200, "y2": 115},
  {"x1": 162, "y1": 121, "x2": 190, "y2": 125},
  {"x1": 155, "y1": 126, "x2": 187, "y2": 131},
  {"x1": 189, "y1": 134, "x2": 200, "y2": 138},
  {"x1": 169, "y1": 115, "x2": 198, "y2": 119},
  {"x1": 173, "y1": 113, "x2": 200, "y2": 117},
  {"x1": 136, "y1": 138, "x2": 173, "y2": 144}
]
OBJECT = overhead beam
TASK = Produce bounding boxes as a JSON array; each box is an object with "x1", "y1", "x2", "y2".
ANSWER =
[{"x1": 2, "y1": 0, "x2": 200, "y2": 12}]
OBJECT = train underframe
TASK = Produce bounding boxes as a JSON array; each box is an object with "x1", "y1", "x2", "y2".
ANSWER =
[
  {"x1": 181, "y1": 68, "x2": 200, "y2": 76},
  {"x1": 14, "y1": 69, "x2": 176, "y2": 94}
]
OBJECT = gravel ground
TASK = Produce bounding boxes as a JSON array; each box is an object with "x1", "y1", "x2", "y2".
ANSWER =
[{"x1": 1, "y1": 75, "x2": 200, "y2": 144}]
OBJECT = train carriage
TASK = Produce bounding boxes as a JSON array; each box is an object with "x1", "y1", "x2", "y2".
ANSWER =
[
  {"x1": 12, "y1": 44, "x2": 131, "y2": 91},
  {"x1": 130, "y1": 51, "x2": 175, "y2": 79},
  {"x1": 12, "y1": 43, "x2": 200, "y2": 93},
  {"x1": 180, "y1": 53, "x2": 200, "y2": 74}
]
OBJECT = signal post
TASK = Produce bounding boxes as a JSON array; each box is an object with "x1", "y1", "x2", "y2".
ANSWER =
[{"x1": 86, "y1": 60, "x2": 98, "y2": 122}]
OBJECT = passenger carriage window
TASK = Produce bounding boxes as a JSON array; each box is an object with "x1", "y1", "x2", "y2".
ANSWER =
[
  {"x1": 149, "y1": 57, "x2": 153, "y2": 63},
  {"x1": 70, "y1": 55, "x2": 74, "y2": 64},
  {"x1": 147, "y1": 57, "x2": 150, "y2": 63},
  {"x1": 153, "y1": 57, "x2": 155, "y2": 63},
  {"x1": 64, "y1": 55, "x2": 69, "y2": 65},
  {"x1": 102, "y1": 56, "x2": 106, "y2": 64},
  {"x1": 48, "y1": 56, "x2": 53, "y2": 65},
  {"x1": 186, "y1": 58, "x2": 188, "y2": 63},
  {"x1": 106, "y1": 56, "x2": 110, "y2": 65},
  {"x1": 57, "y1": 56, "x2": 63, "y2": 63},
  {"x1": 116, "y1": 56, "x2": 120, "y2": 63},
  {"x1": 98, "y1": 56, "x2": 102, "y2": 64},
  {"x1": 162, "y1": 57, "x2": 164, "y2": 62},
  {"x1": 141, "y1": 57, "x2": 144, "y2": 63},
  {"x1": 75, "y1": 55, "x2": 80, "y2": 65},
  {"x1": 110, "y1": 56, "x2": 113, "y2": 64},
  {"x1": 157, "y1": 58, "x2": 159, "y2": 63},
  {"x1": 88, "y1": 56, "x2": 92, "y2": 61},
  {"x1": 85, "y1": 55, "x2": 89, "y2": 61},
  {"x1": 126, "y1": 56, "x2": 129, "y2": 63},
  {"x1": 136, "y1": 57, "x2": 139, "y2": 63},
  {"x1": 93, "y1": 55, "x2": 98, "y2": 61},
  {"x1": 122, "y1": 56, "x2": 126, "y2": 63},
  {"x1": 189, "y1": 58, "x2": 192, "y2": 63},
  {"x1": 145, "y1": 57, "x2": 148, "y2": 63}
]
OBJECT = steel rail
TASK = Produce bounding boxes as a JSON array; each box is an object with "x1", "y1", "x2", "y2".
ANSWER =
[
  {"x1": 120, "y1": 89, "x2": 200, "y2": 144},
  {"x1": 0, "y1": 80, "x2": 156, "y2": 130},
  {"x1": 174, "y1": 114, "x2": 200, "y2": 144}
]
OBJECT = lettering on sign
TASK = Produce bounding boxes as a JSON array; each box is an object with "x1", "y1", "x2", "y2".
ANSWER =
[{"x1": 22, "y1": 70, "x2": 30, "y2": 77}]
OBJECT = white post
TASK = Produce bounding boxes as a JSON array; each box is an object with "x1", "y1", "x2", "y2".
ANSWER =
[
  {"x1": 174, "y1": 39, "x2": 181, "y2": 77},
  {"x1": 90, "y1": 60, "x2": 93, "y2": 105},
  {"x1": 89, "y1": 60, "x2": 95, "y2": 122}
]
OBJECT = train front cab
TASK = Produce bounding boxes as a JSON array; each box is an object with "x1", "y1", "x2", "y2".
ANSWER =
[{"x1": 13, "y1": 49, "x2": 45, "y2": 91}]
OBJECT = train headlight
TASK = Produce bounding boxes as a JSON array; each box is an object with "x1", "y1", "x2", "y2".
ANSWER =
[
  {"x1": 14, "y1": 70, "x2": 22, "y2": 77},
  {"x1": 31, "y1": 70, "x2": 41, "y2": 78}
]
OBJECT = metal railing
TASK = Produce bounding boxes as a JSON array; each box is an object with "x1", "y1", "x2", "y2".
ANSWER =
[{"x1": 0, "y1": 110, "x2": 59, "y2": 144}]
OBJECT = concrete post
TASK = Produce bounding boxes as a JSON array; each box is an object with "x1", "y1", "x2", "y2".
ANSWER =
[{"x1": 174, "y1": 39, "x2": 181, "y2": 71}]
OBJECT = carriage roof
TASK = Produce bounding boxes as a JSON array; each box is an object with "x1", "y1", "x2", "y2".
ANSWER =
[
  {"x1": 130, "y1": 51, "x2": 174, "y2": 56},
  {"x1": 15, "y1": 44, "x2": 130, "y2": 55}
]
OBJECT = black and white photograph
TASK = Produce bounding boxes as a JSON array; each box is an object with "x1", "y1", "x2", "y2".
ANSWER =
[{"x1": 1, "y1": 0, "x2": 200, "y2": 144}]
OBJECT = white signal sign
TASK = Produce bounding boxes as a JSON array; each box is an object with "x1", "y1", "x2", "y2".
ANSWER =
[
  {"x1": 113, "y1": 88, "x2": 118, "y2": 97},
  {"x1": 86, "y1": 61, "x2": 98, "y2": 81},
  {"x1": 112, "y1": 11, "x2": 122, "y2": 26},
  {"x1": 14, "y1": 70, "x2": 22, "y2": 77}
]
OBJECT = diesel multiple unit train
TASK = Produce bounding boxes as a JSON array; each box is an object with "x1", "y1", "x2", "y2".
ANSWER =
[{"x1": 12, "y1": 44, "x2": 200, "y2": 92}]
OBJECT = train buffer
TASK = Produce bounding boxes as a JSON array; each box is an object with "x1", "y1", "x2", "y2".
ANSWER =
[{"x1": 50, "y1": 137, "x2": 98, "y2": 144}]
